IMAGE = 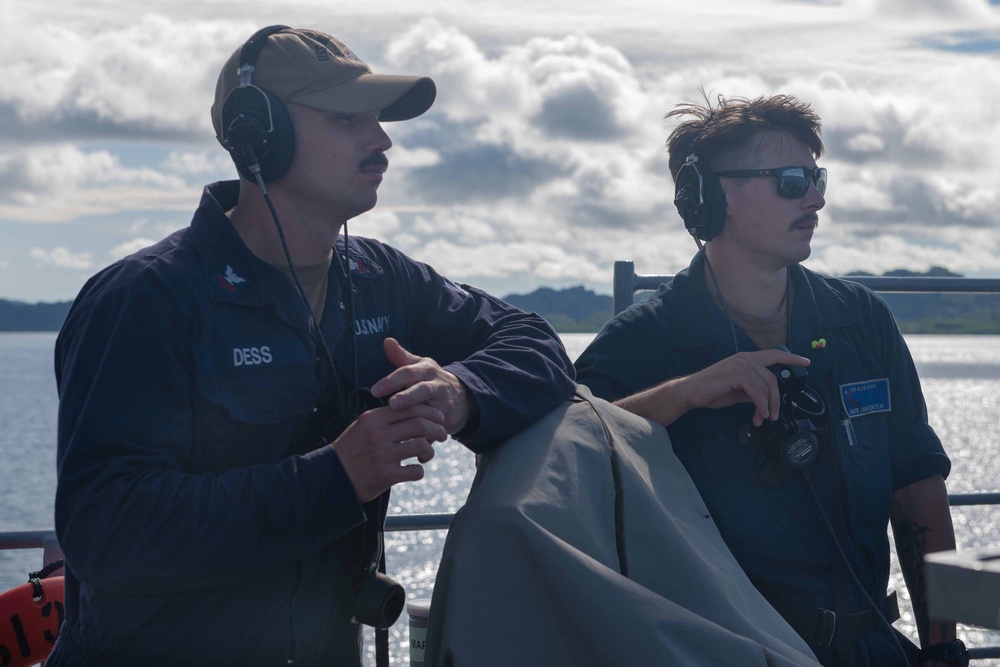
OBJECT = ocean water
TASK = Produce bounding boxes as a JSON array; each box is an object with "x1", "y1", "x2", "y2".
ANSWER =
[{"x1": 1, "y1": 332, "x2": 998, "y2": 664}]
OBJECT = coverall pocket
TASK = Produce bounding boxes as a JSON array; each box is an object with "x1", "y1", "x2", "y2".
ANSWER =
[
  {"x1": 840, "y1": 414, "x2": 892, "y2": 529},
  {"x1": 195, "y1": 363, "x2": 320, "y2": 467}
]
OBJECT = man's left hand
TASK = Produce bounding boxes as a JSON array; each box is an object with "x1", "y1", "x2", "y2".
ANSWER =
[{"x1": 371, "y1": 337, "x2": 472, "y2": 435}]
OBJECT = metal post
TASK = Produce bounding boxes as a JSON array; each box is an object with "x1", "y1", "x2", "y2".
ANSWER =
[{"x1": 613, "y1": 261, "x2": 636, "y2": 316}]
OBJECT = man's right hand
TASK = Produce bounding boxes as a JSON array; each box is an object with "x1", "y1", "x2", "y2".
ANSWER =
[
  {"x1": 613, "y1": 348, "x2": 810, "y2": 428},
  {"x1": 331, "y1": 404, "x2": 447, "y2": 503},
  {"x1": 677, "y1": 349, "x2": 811, "y2": 425}
]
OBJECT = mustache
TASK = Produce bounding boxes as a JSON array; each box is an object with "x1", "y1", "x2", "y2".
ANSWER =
[
  {"x1": 792, "y1": 213, "x2": 819, "y2": 229},
  {"x1": 359, "y1": 153, "x2": 389, "y2": 170}
]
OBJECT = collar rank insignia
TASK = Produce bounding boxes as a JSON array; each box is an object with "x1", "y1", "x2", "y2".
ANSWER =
[{"x1": 217, "y1": 264, "x2": 247, "y2": 293}]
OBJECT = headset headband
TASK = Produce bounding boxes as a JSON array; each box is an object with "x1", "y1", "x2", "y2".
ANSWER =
[{"x1": 237, "y1": 25, "x2": 291, "y2": 86}]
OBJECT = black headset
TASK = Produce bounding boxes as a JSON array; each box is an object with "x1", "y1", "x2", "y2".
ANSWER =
[
  {"x1": 673, "y1": 154, "x2": 727, "y2": 242},
  {"x1": 218, "y1": 25, "x2": 297, "y2": 183}
]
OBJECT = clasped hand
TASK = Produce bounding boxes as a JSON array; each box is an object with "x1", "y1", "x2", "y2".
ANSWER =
[{"x1": 332, "y1": 338, "x2": 473, "y2": 503}]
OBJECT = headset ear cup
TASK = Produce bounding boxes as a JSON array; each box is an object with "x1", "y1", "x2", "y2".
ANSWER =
[
  {"x1": 257, "y1": 89, "x2": 294, "y2": 182},
  {"x1": 673, "y1": 162, "x2": 728, "y2": 242},
  {"x1": 674, "y1": 163, "x2": 705, "y2": 238},
  {"x1": 699, "y1": 168, "x2": 727, "y2": 241},
  {"x1": 220, "y1": 86, "x2": 295, "y2": 183}
]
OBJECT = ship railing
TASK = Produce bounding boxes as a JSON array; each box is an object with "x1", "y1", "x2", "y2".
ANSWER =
[
  {"x1": 0, "y1": 514, "x2": 456, "y2": 554},
  {"x1": 612, "y1": 260, "x2": 1000, "y2": 316},
  {"x1": 2, "y1": 500, "x2": 999, "y2": 661}
]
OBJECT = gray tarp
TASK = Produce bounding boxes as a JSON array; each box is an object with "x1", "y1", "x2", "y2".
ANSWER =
[{"x1": 424, "y1": 387, "x2": 821, "y2": 666}]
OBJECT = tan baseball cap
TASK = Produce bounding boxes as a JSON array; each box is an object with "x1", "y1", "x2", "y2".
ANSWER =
[{"x1": 211, "y1": 27, "x2": 436, "y2": 139}]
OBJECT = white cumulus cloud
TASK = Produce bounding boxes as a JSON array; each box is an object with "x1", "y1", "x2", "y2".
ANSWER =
[
  {"x1": 29, "y1": 247, "x2": 95, "y2": 271},
  {"x1": 3, "y1": 1, "x2": 1000, "y2": 302},
  {"x1": 109, "y1": 238, "x2": 160, "y2": 259}
]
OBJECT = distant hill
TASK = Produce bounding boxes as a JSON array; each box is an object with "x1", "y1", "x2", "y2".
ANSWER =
[
  {"x1": 502, "y1": 286, "x2": 612, "y2": 333},
  {"x1": 842, "y1": 267, "x2": 1000, "y2": 334},
  {"x1": 845, "y1": 266, "x2": 962, "y2": 278},
  {"x1": 0, "y1": 299, "x2": 72, "y2": 332},
  {"x1": 504, "y1": 268, "x2": 1000, "y2": 334},
  {"x1": 2, "y1": 267, "x2": 998, "y2": 334}
]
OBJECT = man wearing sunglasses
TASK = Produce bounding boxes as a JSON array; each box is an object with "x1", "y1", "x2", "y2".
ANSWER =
[{"x1": 576, "y1": 95, "x2": 962, "y2": 667}]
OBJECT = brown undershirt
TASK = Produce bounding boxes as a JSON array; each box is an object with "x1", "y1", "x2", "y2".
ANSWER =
[
  {"x1": 271, "y1": 255, "x2": 333, "y2": 323},
  {"x1": 708, "y1": 282, "x2": 794, "y2": 351}
]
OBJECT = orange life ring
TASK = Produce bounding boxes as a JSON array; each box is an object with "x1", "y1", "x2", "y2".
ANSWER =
[{"x1": 0, "y1": 576, "x2": 65, "y2": 667}]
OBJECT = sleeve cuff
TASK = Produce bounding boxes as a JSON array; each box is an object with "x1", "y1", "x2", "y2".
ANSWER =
[
  {"x1": 443, "y1": 363, "x2": 488, "y2": 441},
  {"x1": 299, "y1": 444, "x2": 367, "y2": 539}
]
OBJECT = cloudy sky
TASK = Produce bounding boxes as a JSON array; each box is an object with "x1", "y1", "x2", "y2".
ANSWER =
[{"x1": 2, "y1": 0, "x2": 1000, "y2": 302}]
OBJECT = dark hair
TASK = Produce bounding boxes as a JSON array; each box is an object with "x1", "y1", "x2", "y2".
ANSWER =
[{"x1": 665, "y1": 93, "x2": 824, "y2": 180}]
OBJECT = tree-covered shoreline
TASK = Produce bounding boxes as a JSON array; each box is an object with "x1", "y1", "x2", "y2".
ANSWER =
[{"x1": 4, "y1": 269, "x2": 998, "y2": 334}]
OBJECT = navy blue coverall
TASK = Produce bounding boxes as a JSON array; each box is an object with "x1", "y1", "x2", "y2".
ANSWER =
[
  {"x1": 49, "y1": 181, "x2": 576, "y2": 666},
  {"x1": 576, "y1": 251, "x2": 950, "y2": 667}
]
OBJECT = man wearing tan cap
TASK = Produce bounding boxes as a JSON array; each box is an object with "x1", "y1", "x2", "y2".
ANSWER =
[{"x1": 49, "y1": 26, "x2": 575, "y2": 666}]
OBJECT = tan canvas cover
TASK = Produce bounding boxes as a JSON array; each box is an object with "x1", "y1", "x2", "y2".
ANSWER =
[{"x1": 424, "y1": 387, "x2": 821, "y2": 667}]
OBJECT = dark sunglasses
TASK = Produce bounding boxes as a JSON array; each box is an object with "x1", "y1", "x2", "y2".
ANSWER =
[{"x1": 714, "y1": 166, "x2": 827, "y2": 200}]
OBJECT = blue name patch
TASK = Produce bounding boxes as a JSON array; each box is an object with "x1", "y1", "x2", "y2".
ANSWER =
[{"x1": 840, "y1": 378, "x2": 891, "y2": 417}]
